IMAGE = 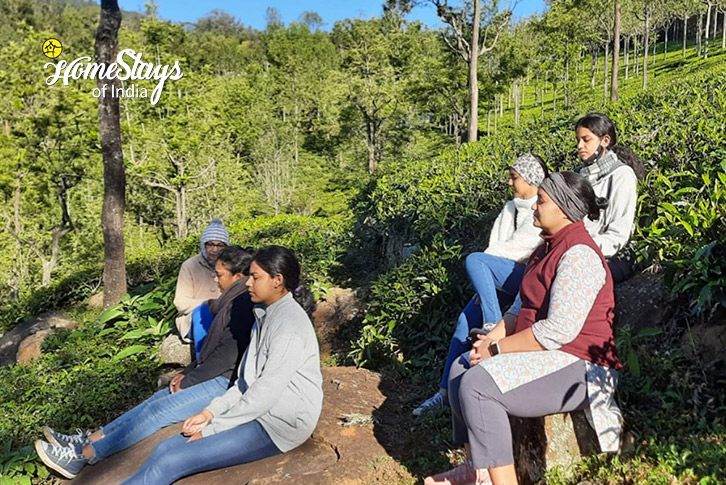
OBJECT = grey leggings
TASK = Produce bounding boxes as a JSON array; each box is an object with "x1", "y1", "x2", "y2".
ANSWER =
[{"x1": 448, "y1": 354, "x2": 589, "y2": 469}]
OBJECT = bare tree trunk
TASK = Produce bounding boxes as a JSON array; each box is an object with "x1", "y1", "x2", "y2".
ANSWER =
[
  {"x1": 499, "y1": 93, "x2": 504, "y2": 117},
  {"x1": 487, "y1": 109, "x2": 491, "y2": 136},
  {"x1": 552, "y1": 82, "x2": 557, "y2": 114},
  {"x1": 683, "y1": 16, "x2": 688, "y2": 56},
  {"x1": 494, "y1": 99, "x2": 498, "y2": 133},
  {"x1": 611, "y1": 2, "x2": 621, "y2": 101},
  {"x1": 705, "y1": 4, "x2": 712, "y2": 58},
  {"x1": 643, "y1": 13, "x2": 650, "y2": 90},
  {"x1": 603, "y1": 41, "x2": 610, "y2": 101},
  {"x1": 664, "y1": 22, "x2": 669, "y2": 59},
  {"x1": 697, "y1": 13, "x2": 703, "y2": 56},
  {"x1": 467, "y1": 0, "x2": 482, "y2": 143},
  {"x1": 95, "y1": 0, "x2": 127, "y2": 307},
  {"x1": 722, "y1": 9, "x2": 726, "y2": 49},
  {"x1": 625, "y1": 35, "x2": 630, "y2": 80},
  {"x1": 590, "y1": 47, "x2": 597, "y2": 89},
  {"x1": 514, "y1": 81, "x2": 520, "y2": 125}
]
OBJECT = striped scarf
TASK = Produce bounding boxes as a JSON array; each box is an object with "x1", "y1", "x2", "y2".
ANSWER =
[{"x1": 576, "y1": 150, "x2": 624, "y2": 184}]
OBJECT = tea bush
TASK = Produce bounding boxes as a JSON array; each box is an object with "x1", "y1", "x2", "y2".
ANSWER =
[{"x1": 352, "y1": 64, "x2": 726, "y2": 367}]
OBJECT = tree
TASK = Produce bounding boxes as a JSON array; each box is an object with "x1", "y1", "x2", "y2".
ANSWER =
[
  {"x1": 431, "y1": 0, "x2": 511, "y2": 142},
  {"x1": 95, "y1": 0, "x2": 126, "y2": 307},
  {"x1": 332, "y1": 14, "x2": 416, "y2": 173},
  {"x1": 611, "y1": 2, "x2": 621, "y2": 101}
]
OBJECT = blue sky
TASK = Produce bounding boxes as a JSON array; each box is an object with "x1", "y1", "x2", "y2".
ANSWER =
[{"x1": 117, "y1": 0, "x2": 548, "y2": 30}]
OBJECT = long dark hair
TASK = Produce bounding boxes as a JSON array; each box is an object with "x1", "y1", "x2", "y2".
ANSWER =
[
  {"x1": 560, "y1": 171, "x2": 609, "y2": 221},
  {"x1": 575, "y1": 113, "x2": 646, "y2": 180},
  {"x1": 252, "y1": 245, "x2": 316, "y2": 317},
  {"x1": 216, "y1": 246, "x2": 254, "y2": 275}
]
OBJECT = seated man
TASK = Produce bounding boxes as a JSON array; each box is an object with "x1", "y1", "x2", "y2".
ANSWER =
[{"x1": 174, "y1": 218, "x2": 230, "y2": 342}]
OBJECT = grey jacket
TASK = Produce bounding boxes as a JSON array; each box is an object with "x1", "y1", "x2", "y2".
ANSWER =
[{"x1": 202, "y1": 292, "x2": 323, "y2": 452}]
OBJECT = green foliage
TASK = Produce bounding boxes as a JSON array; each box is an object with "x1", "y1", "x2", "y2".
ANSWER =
[
  {"x1": 350, "y1": 237, "x2": 467, "y2": 369},
  {"x1": 0, "y1": 445, "x2": 49, "y2": 485}
]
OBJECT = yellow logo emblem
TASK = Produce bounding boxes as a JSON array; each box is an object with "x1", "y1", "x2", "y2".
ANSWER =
[{"x1": 43, "y1": 39, "x2": 62, "y2": 59}]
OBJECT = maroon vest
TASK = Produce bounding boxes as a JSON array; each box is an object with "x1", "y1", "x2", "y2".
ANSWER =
[{"x1": 515, "y1": 221, "x2": 621, "y2": 370}]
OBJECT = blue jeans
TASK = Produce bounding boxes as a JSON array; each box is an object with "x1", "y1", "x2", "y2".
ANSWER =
[
  {"x1": 90, "y1": 376, "x2": 229, "y2": 463},
  {"x1": 121, "y1": 420, "x2": 281, "y2": 485},
  {"x1": 439, "y1": 253, "x2": 525, "y2": 390}
]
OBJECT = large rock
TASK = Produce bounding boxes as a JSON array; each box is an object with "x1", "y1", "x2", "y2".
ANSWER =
[
  {"x1": 0, "y1": 311, "x2": 77, "y2": 367},
  {"x1": 87, "y1": 291, "x2": 105, "y2": 309},
  {"x1": 313, "y1": 288, "x2": 364, "y2": 358},
  {"x1": 158, "y1": 334, "x2": 192, "y2": 366},
  {"x1": 613, "y1": 272, "x2": 673, "y2": 334},
  {"x1": 16, "y1": 329, "x2": 54, "y2": 363},
  {"x1": 69, "y1": 367, "x2": 402, "y2": 485},
  {"x1": 512, "y1": 412, "x2": 600, "y2": 484}
]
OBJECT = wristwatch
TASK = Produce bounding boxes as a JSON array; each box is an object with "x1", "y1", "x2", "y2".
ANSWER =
[{"x1": 488, "y1": 340, "x2": 501, "y2": 357}]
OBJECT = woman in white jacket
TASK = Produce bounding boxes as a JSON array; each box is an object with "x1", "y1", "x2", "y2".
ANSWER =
[{"x1": 414, "y1": 153, "x2": 548, "y2": 415}]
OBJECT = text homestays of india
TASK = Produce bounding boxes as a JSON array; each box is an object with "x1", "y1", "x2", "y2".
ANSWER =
[{"x1": 44, "y1": 48, "x2": 183, "y2": 105}]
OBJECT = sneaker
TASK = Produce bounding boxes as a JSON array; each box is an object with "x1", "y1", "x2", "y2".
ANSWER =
[
  {"x1": 424, "y1": 462, "x2": 492, "y2": 485},
  {"x1": 43, "y1": 426, "x2": 91, "y2": 448},
  {"x1": 413, "y1": 391, "x2": 446, "y2": 416},
  {"x1": 34, "y1": 440, "x2": 89, "y2": 479}
]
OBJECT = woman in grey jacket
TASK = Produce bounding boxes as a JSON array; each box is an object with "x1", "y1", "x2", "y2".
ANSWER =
[
  {"x1": 122, "y1": 246, "x2": 323, "y2": 485},
  {"x1": 574, "y1": 113, "x2": 646, "y2": 283}
]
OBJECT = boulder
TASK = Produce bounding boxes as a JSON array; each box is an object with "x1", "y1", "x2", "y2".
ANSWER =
[
  {"x1": 87, "y1": 291, "x2": 105, "y2": 309},
  {"x1": 16, "y1": 329, "x2": 54, "y2": 363},
  {"x1": 158, "y1": 334, "x2": 192, "y2": 366},
  {"x1": 613, "y1": 272, "x2": 673, "y2": 334},
  {"x1": 0, "y1": 311, "x2": 77, "y2": 367},
  {"x1": 70, "y1": 367, "x2": 406, "y2": 485},
  {"x1": 512, "y1": 412, "x2": 600, "y2": 484},
  {"x1": 313, "y1": 288, "x2": 364, "y2": 358}
]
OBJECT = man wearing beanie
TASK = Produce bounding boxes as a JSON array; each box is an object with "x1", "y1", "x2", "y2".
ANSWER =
[{"x1": 173, "y1": 218, "x2": 230, "y2": 340}]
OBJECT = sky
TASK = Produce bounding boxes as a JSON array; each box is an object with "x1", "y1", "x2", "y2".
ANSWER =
[{"x1": 117, "y1": 0, "x2": 548, "y2": 30}]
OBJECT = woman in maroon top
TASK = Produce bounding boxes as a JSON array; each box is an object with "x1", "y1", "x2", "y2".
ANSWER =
[{"x1": 425, "y1": 172, "x2": 623, "y2": 485}]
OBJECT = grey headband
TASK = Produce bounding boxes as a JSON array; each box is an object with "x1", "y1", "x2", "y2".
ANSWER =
[
  {"x1": 511, "y1": 153, "x2": 546, "y2": 187},
  {"x1": 539, "y1": 172, "x2": 589, "y2": 222}
]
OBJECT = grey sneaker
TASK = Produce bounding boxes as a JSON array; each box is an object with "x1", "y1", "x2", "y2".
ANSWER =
[
  {"x1": 34, "y1": 440, "x2": 89, "y2": 479},
  {"x1": 43, "y1": 426, "x2": 91, "y2": 448},
  {"x1": 413, "y1": 391, "x2": 447, "y2": 416}
]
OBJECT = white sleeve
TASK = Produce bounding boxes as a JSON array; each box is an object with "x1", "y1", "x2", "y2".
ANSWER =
[
  {"x1": 531, "y1": 245, "x2": 606, "y2": 349},
  {"x1": 488, "y1": 201, "x2": 516, "y2": 247},
  {"x1": 485, "y1": 210, "x2": 542, "y2": 263}
]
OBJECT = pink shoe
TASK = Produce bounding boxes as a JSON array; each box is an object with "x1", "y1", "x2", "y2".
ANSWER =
[{"x1": 424, "y1": 463, "x2": 492, "y2": 485}]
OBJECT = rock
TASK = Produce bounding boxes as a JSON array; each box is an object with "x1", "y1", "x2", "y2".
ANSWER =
[
  {"x1": 512, "y1": 412, "x2": 600, "y2": 485},
  {"x1": 0, "y1": 311, "x2": 77, "y2": 367},
  {"x1": 70, "y1": 367, "x2": 404, "y2": 485},
  {"x1": 158, "y1": 335, "x2": 192, "y2": 366},
  {"x1": 16, "y1": 329, "x2": 54, "y2": 363},
  {"x1": 313, "y1": 288, "x2": 364, "y2": 358},
  {"x1": 87, "y1": 291, "x2": 105, "y2": 309},
  {"x1": 613, "y1": 272, "x2": 673, "y2": 334},
  {"x1": 684, "y1": 323, "x2": 726, "y2": 364}
]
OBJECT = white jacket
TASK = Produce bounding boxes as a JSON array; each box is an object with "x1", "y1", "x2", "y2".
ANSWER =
[{"x1": 484, "y1": 195, "x2": 542, "y2": 264}]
